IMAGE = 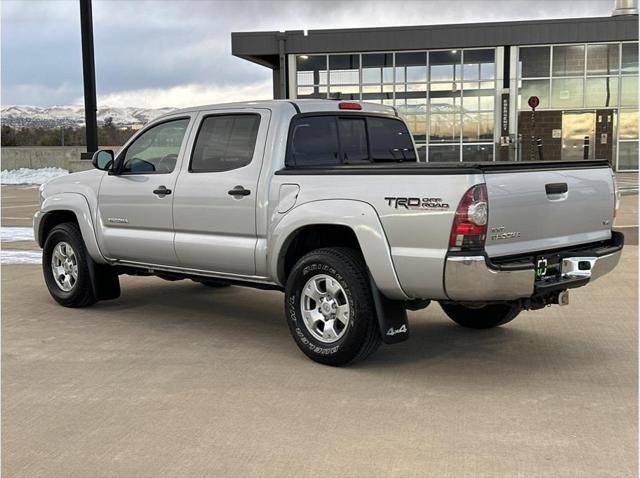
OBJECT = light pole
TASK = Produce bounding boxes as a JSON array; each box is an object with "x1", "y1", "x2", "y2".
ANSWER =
[{"x1": 79, "y1": 0, "x2": 98, "y2": 159}]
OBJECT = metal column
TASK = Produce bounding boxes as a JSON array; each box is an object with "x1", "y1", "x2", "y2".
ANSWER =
[{"x1": 79, "y1": 0, "x2": 98, "y2": 158}]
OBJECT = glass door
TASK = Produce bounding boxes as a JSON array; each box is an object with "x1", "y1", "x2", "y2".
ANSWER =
[{"x1": 561, "y1": 111, "x2": 596, "y2": 161}]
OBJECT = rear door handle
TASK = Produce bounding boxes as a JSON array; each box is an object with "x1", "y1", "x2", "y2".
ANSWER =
[
  {"x1": 228, "y1": 186, "x2": 251, "y2": 197},
  {"x1": 545, "y1": 183, "x2": 568, "y2": 195},
  {"x1": 153, "y1": 186, "x2": 172, "y2": 196}
]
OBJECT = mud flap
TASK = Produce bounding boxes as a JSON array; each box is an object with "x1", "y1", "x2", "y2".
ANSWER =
[
  {"x1": 86, "y1": 255, "x2": 121, "y2": 301},
  {"x1": 368, "y1": 274, "x2": 409, "y2": 344}
]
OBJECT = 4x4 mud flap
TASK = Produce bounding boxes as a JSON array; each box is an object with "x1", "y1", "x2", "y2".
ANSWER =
[{"x1": 368, "y1": 274, "x2": 409, "y2": 344}]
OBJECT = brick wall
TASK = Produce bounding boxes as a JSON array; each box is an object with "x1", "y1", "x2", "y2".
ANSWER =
[{"x1": 518, "y1": 110, "x2": 562, "y2": 161}]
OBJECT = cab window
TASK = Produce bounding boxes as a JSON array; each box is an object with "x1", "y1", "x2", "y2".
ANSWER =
[
  {"x1": 190, "y1": 114, "x2": 261, "y2": 173},
  {"x1": 121, "y1": 118, "x2": 190, "y2": 174}
]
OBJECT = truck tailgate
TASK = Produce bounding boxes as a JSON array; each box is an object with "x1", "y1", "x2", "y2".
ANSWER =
[{"x1": 483, "y1": 163, "x2": 614, "y2": 258}]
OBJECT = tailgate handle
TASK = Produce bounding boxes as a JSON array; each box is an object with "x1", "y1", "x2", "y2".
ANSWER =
[{"x1": 545, "y1": 183, "x2": 568, "y2": 195}]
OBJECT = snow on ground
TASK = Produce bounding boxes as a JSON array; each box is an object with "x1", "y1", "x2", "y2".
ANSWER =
[
  {"x1": 1, "y1": 167, "x2": 68, "y2": 185},
  {"x1": 1, "y1": 250, "x2": 41, "y2": 265},
  {"x1": 1, "y1": 227, "x2": 35, "y2": 242}
]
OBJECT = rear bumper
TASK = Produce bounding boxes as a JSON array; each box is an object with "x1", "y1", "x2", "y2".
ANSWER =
[{"x1": 444, "y1": 231, "x2": 624, "y2": 301}]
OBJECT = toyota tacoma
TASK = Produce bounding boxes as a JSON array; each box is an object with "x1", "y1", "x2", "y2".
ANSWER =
[{"x1": 34, "y1": 100, "x2": 624, "y2": 365}]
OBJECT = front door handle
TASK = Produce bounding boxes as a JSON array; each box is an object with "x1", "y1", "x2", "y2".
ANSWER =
[
  {"x1": 153, "y1": 186, "x2": 172, "y2": 196},
  {"x1": 228, "y1": 185, "x2": 251, "y2": 197}
]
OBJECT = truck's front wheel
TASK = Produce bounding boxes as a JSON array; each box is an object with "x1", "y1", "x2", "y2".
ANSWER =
[
  {"x1": 440, "y1": 302, "x2": 521, "y2": 329},
  {"x1": 284, "y1": 247, "x2": 381, "y2": 366},
  {"x1": 43, "y1": 223, "x2": 97, "y2": 308}
]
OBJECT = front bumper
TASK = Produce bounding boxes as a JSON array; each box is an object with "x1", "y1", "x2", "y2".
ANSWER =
[{"x1": 444, "y1": 231, "x2": 624, "y2": 301}]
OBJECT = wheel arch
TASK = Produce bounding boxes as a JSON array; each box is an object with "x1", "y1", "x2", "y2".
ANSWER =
[
  {"x1": 36, "y1": 193, "x2": 106, "y2": 264},
  {"x1": 269, "y1": 200, "x2": 408, "y2": 301}
]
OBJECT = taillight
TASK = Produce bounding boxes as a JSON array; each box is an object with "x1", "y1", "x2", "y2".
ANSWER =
[
  {"x1": 612, "y1": 172, "x2": 621, "y2": 220},
  {"x1": 449, "y1": 183, "x2": 488, "y2": 251}
]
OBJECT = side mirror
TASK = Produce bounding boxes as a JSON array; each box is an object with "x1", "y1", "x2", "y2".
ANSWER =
[{"x1": 92, "y1": 149, "x2": 114, "y2": 171}]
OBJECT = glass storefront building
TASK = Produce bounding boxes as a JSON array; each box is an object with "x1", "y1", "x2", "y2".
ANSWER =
[{"x1": 232, "y1": 14, "x2": 639, "y2": 170}]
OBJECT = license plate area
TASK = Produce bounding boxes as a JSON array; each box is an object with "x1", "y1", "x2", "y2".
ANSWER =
[{"x1": 535, "y1": 254, "x2": 562, "y2": 280}]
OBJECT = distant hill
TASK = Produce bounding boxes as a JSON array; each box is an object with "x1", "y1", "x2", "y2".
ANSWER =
[{"x1": 1, "y1": 105, "x2": 175, "y2": 129}]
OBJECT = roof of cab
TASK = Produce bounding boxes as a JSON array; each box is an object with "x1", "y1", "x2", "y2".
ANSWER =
[{"x1": 158, "y1": 99, "x2": 397, "y2": 120}]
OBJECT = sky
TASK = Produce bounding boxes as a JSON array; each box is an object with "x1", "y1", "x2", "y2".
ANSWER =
[{"x1": 1, "y1": 0, "x2": 616, "y2": 108}]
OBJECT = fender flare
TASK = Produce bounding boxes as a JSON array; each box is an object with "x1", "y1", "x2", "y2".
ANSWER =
[
  {"x1": 35, "y1": 193, "x2": 107, "y2": 264},
  {"x1": 268, "y1": 199, "x2": 409, "y2": 301}
]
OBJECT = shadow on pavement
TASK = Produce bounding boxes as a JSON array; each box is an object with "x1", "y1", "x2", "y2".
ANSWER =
[{"x1": 90, "y1": 278, "x2": 608, "y2": 377}]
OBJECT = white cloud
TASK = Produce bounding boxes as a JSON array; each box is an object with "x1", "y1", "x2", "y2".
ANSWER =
[{"x1": 93, "y1": 81, "x2": 273, "y2": 109}]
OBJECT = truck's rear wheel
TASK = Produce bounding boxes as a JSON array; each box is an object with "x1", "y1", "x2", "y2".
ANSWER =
[
  {"x1": 284, "y1": 247, "x2": 381, "y2": 366},
  {"x1": 43, "y1": 223, "x2": 97, "y2": 308},
  {"x1": 440, "y1": 302, "x2": 521, "y2": 329}
]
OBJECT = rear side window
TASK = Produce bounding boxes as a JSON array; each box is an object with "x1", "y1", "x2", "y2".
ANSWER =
[
  {"x1": 368, "y1": 117, "x2": 416, "y2": 161},
  {"x1": 286, "y1": 115, "x2": 415, "y2": 166},
  {"x1": 191, "y1": 114, "x2": 260, "y2": 173},
  {"x1": 288, "y1": 116, "x2": 340, "y2": 166}
]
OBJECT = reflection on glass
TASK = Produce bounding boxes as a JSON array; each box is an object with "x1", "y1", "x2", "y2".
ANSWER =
[
  {"x1": 479, "y1": 95, "x2": 494, "y2": 110},
  {"x1": 362, "y1": 53, "x2": 393, "y2": 83},
  {"x1": 416, "y1": 144, "x2": 427, "y2": 161},
  {"x1": 552, "y1": 45, "x2": 585, "y2": 77},
  {"x1": 395, "y1": 52, "x2": 426, "y2": 83},
  {"x1": 430, "y1": 95, "x2": 460, "y2": 114},
  {"x1": 619, "y1": 110, "x2": 639, "y2": 139},
  {"x1": 519, "y1": 46, "x2": 550, "y2": 78},
  {"x1": 430, "y1": 50, "x2": 461, "y2": 81},
  {"x1": 400, "y1": 114, "x2": 427, "y2": 141},
  {"x1": 551, "y1": 78, "x2": 584, "y2": 108},
  {"x1": 430, "y1": 114, "x2": 459, "y2": 141},
  {"x1": 429, "y1": 144, "x2": 460, "y2": 162},
  {"x1": 463, "y1": 49, "x2": 495, "y2": 80},
  {"x1": 519, "y1": 79, "x2": 550, "y2": 109},
  {"x1": 463, "y1": 144, "x2": 494, "y2": 162},
  {"x1": 621, "y1": 43, "x2": 639, "y2": 74},
  {"x1": 587, "y1": 44, "x2": 619, "y2": 75},
  {"x1": 430, "y1": 82, "x2": 458, "y2": 91},
  {"x1": 618, "y1": 141, "x2": 639, "y2": 170},
  {"x1": 621, "y1": 76, "x2": 639, "y2": 106},
  {"x1": 329, "y1": 55, "x2": 359, "y2": 84},
  {"x1": 462, "y1": 112, "x2": 493, "y2": 141},
  {"x1": 585, "y1": 77, "x2": 619, "y2": 107},
  {"x1": 330, "y1": 84, "x2": 359, "y2": 94},
  {"x1": 362, "y1": 84, "x2": 382, "y2": 93},
  {"x1": 296, "y1": 55, "x2": 327, "y2": 86},
  {"x1": 297, "y1": 86, "x2": 327, "y2": 99}
]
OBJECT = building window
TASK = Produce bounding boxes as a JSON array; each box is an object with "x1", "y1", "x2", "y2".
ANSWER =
[
  {"x1": 294, "y1": 48, "x2": 497, "y2": 162},
  {"x1": 296, "y1": 55, "x2": 328, "y2": 99},
  {"x1": 519, "y1": 46, "x2": 550, "y2": 78},
  {"x1": 516, "y1": 41, "x2": 639, "y2": 171},
  {"x1": 585, "y1": 77, "x2": 619, "y2": 108},
  {"x1": 587, "y1": 44, "x2": 619, "y2": 75},
  {"x1": 621, "y1": 42, "x2": 639, "y2": 74},
  {"x1": 551, "y1": 78, "x2": 584, "y2": 108},
  {"x1": 552, "y1": 45, "x2": 585, "y2": 77},
  {"x1": 618, "y1": 141, "x2": 639, "y2": 170}
]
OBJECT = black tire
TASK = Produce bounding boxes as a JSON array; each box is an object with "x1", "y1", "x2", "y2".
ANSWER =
[
  {"x1": 284, "y1": 247, "x2": 381, "y2": 366},
  {"x1": 42, "y1": 222, "x2": 97, "y2": 308},
  {"x1": 440, "y1": 301, "x2": 521, "y2": 329}
]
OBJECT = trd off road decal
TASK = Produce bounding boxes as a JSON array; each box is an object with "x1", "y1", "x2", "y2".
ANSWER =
[{"x1": 384, "y1": 197, "x2": 450, "y2": 210}]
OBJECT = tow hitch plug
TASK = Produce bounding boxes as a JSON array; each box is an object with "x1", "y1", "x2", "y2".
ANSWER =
[{"x1": 558, "y1": 290, "x2": 570, "y2": 306}]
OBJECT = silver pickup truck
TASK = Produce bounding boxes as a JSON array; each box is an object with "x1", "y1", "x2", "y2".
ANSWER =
[{"x1": 34, "y1": 100, "x2": 624, "y2": 365}]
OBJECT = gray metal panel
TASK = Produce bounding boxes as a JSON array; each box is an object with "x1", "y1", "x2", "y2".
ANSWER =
[{"x1": 232, "y1": 16, "x2": 638, "y2": 68}]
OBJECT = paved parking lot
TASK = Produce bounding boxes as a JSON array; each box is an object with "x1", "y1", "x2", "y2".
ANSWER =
[{"x1": 1, "y1": 185, "x2": 638, "y2": 477}]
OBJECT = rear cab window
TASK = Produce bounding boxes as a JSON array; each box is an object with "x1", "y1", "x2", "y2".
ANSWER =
[{"x1": 286, "y1": 114, "x2": 416, "y2": 167}]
